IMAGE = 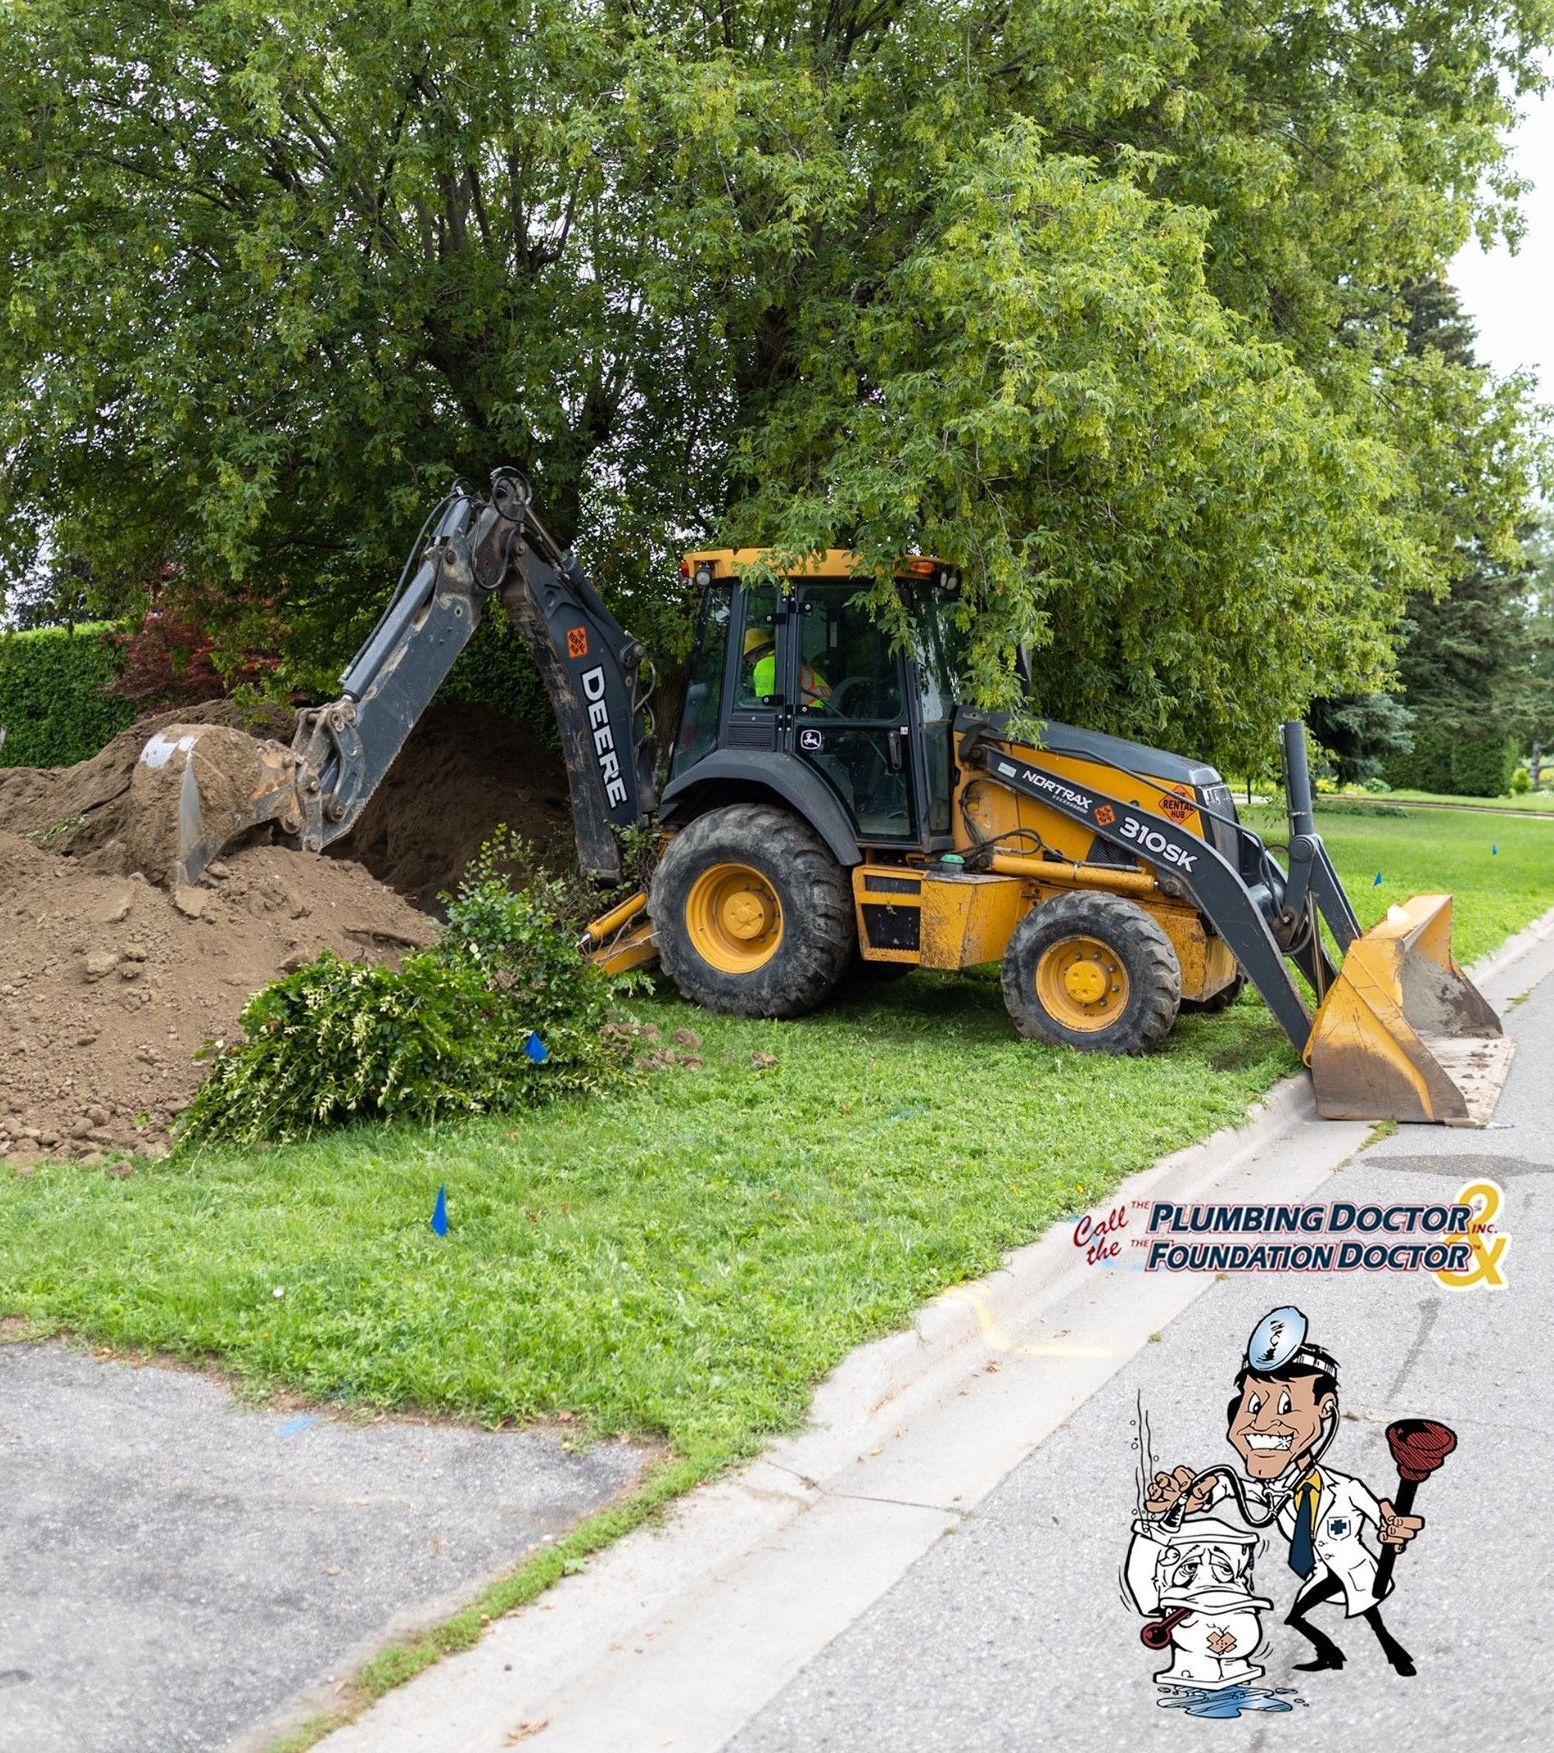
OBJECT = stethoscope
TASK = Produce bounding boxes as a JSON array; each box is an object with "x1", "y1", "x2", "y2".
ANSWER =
[{"x1": 1153, "y1": 1402, "x2": 1339, "y2": 1533}]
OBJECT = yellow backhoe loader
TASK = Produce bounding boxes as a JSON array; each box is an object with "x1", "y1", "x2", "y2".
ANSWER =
[{"x1": 136, "y1": 470, "x2": 1512, "y2": 1125}]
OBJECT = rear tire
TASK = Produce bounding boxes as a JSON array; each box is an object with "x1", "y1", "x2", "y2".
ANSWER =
[
  {"x1": 650, "y1": 804, "x2": 854, "y2": 1017},
  {"x1": 1001, "y1": 892, "x2": 1180, "y2": 1054},
  {"x1": 1180, "y1": 970, "x2": 1246, "y2": 1014}
]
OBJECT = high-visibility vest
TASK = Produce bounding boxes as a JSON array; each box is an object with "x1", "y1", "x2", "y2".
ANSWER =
[{"x1": 751, "y1": 651, "x2": 831, "y2": 707}]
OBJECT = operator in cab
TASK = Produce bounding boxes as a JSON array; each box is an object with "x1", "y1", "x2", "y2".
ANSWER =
[{"x1": 743, "y1": 627, "x2": 832, "y2": 710}]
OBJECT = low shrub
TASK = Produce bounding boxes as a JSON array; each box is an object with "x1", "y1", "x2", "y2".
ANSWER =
[{"x1": 179, "y1": 835, "x2": 634, "y2": 1148}]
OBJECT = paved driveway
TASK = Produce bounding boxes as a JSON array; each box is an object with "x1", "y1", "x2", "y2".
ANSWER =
[{"x1": 0, "y1": 1347, "x2": 647, "y2": 1753}]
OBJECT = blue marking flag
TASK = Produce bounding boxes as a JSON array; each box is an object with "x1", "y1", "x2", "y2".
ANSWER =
[
  {"x1": 430, "y1": 1184, "x2": 448, "y2": 1237},
  {"x1": 524, "y1": 1032, "x2": 550, "y2": 1064},
  {"x1": 1373, "y1": 872, "x2": 1383, "y2": 886},
  {"x1": 1492, "y1": 843, "x2": 1499, "y2": 856}
]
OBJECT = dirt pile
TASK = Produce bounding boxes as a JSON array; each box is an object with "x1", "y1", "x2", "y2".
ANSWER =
[
  {"x1": 0, "y1": 698, "x2": 573, "y2": 907},
  {"x1": 0, "y1": 698, "x2": 572, "y2": 1163},
  {"x1": 0, "y1": 834, "x2": 432, "y2": 1164},
  {"x1": 0, "y1": 699, "x2": 296, "y2": 875},
  {"x1": 333, "y1": 701, "x2": 572, "y2": 907}
]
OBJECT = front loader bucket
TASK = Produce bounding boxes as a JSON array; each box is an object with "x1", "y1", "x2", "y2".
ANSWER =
[
  {"x1": 1305, "y1": 894, "x2": 1514, "y2": 1126},
  {"x1": 129, "y1": 724, "x2": 306, "y2": 889}
]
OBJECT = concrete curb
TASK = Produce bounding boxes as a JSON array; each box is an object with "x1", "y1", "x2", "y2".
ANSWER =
[
  {"x1": 1465, "y1": 900, "x2": 1554, "y2": 989},
  {"x1": 317, "y1": 902, "x2": 1554, "y2": 1753},
  {"x1": 805, "y1": 898, "x2": 1554, "y2": 1458},
  {"x1": 778, "y1": 1072, "x2": 1317, "y2": 1478}
]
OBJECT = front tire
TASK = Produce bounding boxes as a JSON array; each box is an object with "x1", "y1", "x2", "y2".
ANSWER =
[
  {"x1": 1001, "y1": 892, "x2": 1180, "y2": 1054},
  {"x1": 650, "y1": 804, "x2": 854, "y2": 1017}
]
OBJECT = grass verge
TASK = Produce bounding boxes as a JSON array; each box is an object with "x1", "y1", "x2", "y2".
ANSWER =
[{"x1": 2, "y1": 807, "x2": 1550, "y2": 1744}]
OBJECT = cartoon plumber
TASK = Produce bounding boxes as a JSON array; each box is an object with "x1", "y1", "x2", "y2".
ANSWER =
[{"x1": 1146, "y1": 1307, "x2": 1426, "y2": 1678}]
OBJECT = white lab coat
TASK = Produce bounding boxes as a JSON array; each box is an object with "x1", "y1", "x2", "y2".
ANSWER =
[{"x1": 1224, "y1": 1467, "x2": 1392, "y2": 1617}]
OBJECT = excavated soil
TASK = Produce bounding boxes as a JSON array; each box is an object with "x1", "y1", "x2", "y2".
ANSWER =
[
  {"x1": 332, "y1": 701, "x2": 573, "y2": 908},
  {"x1": 0, "y1": 701, "x2": 571, "y2": 1163},
  {"x1": 0, "y1": 699, "x2": 296, "y2": 877},
  {"x1": 0, "y1": 833, "x2": 433, "y2": 1163}
]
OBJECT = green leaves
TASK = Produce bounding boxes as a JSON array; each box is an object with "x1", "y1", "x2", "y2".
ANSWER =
[
  {"x1": 180, "y1": 834, "x2": 634, "y2": 1147},
  {"x1": 735, "y1": 127, "x2": 1432, "y2": 763},
  {"x1": 1, "y1": 3, "x2": 1547, "y2": 777}
]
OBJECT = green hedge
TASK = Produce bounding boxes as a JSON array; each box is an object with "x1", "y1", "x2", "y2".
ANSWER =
[
  {"x1": 1385, "y1": 724, "x2": 1518, "y2": 798},
  {"x1": 0, "y1": 623, "x2": 135, "y2": 769}
]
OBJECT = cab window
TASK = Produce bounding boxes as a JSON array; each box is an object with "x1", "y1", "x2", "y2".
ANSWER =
[
  {"x1": 796, "y1": 583, "x2": 903, "y2": 720},
  {"x1": 669, "y1": 583, "x2": 731, "y2": 781},
  {"x1": 735, "y1": 583, "x2": 780, "y2": 708},
  {"x1": 793, "y1": 581, "x2": 912, "y2": 839},
  {"x1": 909, "y1": 588, "x2": 969, "y2": 835}
]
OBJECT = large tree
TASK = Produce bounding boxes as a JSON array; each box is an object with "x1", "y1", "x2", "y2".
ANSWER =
[{"x1": 1, "y1": 2, "x2": 1547, "y2": 770}]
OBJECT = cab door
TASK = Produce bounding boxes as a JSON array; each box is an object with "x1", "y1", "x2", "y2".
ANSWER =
[{"x1": 787, "y1": 582, "x2": 918, "y2": 843}]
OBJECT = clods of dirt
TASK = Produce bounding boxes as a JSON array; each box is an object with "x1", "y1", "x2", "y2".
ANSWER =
[
  {"x1": 0, "y1": 831, "x2": 432, "y2": 1161},
  {"x1": 0, "y1": 699, "x2": 295, "y2": 875},
  {"x1": 0, "y1": 697, "x2": 573, "y2": 1161}
]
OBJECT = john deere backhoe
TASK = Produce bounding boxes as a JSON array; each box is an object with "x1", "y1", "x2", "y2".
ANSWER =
[{"x1": 137, "y1": 469, "x2": 1513, "y2": 1126}]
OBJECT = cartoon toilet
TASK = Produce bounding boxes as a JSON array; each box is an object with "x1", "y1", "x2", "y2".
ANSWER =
[{"x1": 1125, "y1": 1515, "x2": 1272, "y2": 1690}]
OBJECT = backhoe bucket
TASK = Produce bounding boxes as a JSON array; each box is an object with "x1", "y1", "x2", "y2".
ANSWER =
[
  {"x1": 1305, "y1": 894, "x2": 1513, "y2": 1126},
  {"x1": 130, "y1": 724, "x2": 306, "y2": 889}
]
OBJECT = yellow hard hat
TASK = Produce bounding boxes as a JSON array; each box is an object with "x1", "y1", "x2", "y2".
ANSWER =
[{"x1": 743, "y1": 627, "x2": 774, "y2": 657}]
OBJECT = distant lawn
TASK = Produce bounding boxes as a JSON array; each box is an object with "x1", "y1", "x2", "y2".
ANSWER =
[
  {"x1": 3, "y1": 808, "x2": 1550, "y2": 1476},
  {"x1": 1250, "y1": 805, "x2": 1552, "y2": 966},
  {"x1": 1324, "y1": 788, "x2": 1554, "y2": 815}
]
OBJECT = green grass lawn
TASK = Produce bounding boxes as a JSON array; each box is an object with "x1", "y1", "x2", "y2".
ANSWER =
[
  {"x1": 1323, "y1": 787, "x2": 1554, "y2": 815},
  {"x1": 3, "y1": 808, "x2": 1550, "y2": 1478}
]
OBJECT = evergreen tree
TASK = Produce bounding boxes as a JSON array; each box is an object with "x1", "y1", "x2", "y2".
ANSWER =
[{"x1": 1385, "y1": 280, "x2": 1544, "y2": 795}]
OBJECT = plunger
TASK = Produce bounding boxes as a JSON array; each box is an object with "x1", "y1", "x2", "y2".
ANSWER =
[{"x1": 1373, "y1": 1419, "x2": 1456, "y2": 1597}]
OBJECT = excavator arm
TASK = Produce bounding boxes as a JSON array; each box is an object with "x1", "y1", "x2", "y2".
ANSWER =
[{"x1": 148, "y1": 469, "x2": 655, "y2": 887}]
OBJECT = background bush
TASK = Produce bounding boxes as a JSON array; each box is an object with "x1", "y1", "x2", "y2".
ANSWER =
[
  {"x1": 0, "y1": 623, "x2": 134, "y2": 768},
  {"x1": 180, "y1": 834, "x2": 633, "y2": 1148},
  {"x1": 440, "y1": 606, "x2": 556, "y2": 742},
  {"x1": 1386, "y1": 727, "x2": 1519, "y2": 797}
]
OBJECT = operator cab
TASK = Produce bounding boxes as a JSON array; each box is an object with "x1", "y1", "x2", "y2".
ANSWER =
[{"x1": 666, "y1": 550, "x2": 965, "y2": 852}]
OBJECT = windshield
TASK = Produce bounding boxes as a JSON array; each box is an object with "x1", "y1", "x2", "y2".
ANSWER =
[{"x1": 908, "y1": 588, "x2": 970, "y2": 717}]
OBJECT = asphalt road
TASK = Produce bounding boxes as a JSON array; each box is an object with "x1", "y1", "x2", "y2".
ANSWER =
[
  {"x1": 0, "y1": 1349, "x2": 647, "y2": 1753},
  {"x1": 730, "y1": 964, "x2": 1554, "y2": 1753}
]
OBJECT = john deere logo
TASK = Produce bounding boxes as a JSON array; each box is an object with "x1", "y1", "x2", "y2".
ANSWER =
[{"x1": 799, "y1": 728, "x2": 823, "y2": 752}]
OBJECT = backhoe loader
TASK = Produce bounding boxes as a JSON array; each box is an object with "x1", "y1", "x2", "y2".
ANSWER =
[{"x1": 135, "y1": 468, "x2": 1512, "y2": 1125}]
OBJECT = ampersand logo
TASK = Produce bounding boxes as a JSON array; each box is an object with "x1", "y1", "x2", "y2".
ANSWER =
[
  {"x1": 1095, "y1": 804, "x2": 1116, "y2": 827},
  {"x1": 566, "y1": 625, "x2": 589, "y2": 659}
]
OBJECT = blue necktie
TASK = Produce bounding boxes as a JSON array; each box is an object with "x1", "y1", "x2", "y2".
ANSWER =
[{"x1": 1288, "y1": 1477, "x2": 1317, "y2": 1577}]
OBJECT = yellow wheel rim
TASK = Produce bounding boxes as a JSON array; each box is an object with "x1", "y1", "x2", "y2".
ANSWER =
[
  {"x1": 1035, "y1": 934, "x2": 1129, "y2": 1032},
  {"x1": 685, "y1": 862, "x2": 784, "y2": 974}
]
